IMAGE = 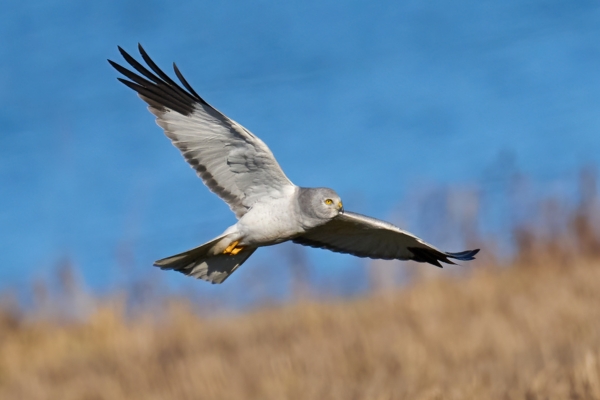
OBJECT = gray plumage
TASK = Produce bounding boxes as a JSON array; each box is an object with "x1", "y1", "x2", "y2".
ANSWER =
[{"x1": 109, "y1": 45, "x2": 479, "y2": 284}]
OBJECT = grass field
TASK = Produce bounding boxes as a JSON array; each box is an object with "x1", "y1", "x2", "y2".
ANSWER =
[{"x1": 0, "y1": 255, "x2": 599, "y2": 399}]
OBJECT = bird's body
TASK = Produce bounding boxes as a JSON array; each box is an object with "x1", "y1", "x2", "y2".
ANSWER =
[
  {"x1": 109, "y1": 45, "x2": 479, "y2": 284},
  {"x1": 236, "y1": 188, "x2": 308, "y2": 246}
]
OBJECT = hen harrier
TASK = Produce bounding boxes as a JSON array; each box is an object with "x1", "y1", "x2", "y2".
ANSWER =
[{"x1": 109, "y1": 45, "x2": 479, "y2": 284}]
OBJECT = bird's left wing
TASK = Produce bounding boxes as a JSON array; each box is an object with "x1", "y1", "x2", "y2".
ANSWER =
[
  {"x1": 293, "y1": 211, "x2": 479, "y2": 267},
  {"x1": 109, "y1": 45, "x2": 295, "y2": 219}
]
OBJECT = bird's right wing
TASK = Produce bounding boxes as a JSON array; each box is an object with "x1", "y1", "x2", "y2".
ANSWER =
[
  {"x1": 109, "y1": 45, "x2": 295, "y2": 218},
  {"x1": 293, "y1": 211, "x2": 479, "y2": 267}
]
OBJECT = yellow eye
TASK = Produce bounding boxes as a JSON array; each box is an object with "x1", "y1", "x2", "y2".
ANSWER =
[{"x1": 325, "y1": 199, "x2": 333, "y2": 205}]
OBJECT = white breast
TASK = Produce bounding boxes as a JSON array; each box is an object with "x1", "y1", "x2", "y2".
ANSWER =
[{"x1": 236, "y1": 195, "x2": 304, "y2": 246}]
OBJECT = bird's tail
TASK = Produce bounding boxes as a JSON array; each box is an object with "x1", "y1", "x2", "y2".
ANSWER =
[{"x1": 154, "y1": 235, "x2": 256, "y2": 284}]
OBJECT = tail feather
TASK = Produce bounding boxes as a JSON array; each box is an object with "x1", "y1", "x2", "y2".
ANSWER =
[{"x1": 154, "y1": 236, "x2": 256, "y2": 284}]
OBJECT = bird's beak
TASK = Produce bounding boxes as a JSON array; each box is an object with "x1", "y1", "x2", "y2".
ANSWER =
[{"x1": 338, "y1": 201, "x2": 344, "y2": 213}]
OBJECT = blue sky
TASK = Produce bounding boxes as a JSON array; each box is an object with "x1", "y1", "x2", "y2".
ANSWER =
[{"x1": 2, "y1": 0, "x2": 600, "y2": 298}]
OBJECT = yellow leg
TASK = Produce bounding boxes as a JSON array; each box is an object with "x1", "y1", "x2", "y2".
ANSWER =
[
  {"x1": 223, "y1": 240, "x2": 239, "y2": 255},
  {"x1": 230, "y1": 246, "x2": 244, "y2": 255}
]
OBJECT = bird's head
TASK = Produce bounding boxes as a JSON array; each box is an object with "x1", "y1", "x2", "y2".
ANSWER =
[{"x1": 297, "y1": 187, "x2": 343, "y2": 221}]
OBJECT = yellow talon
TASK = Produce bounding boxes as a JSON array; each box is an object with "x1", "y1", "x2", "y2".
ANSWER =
[
  {"x1": 230, "y1": 246, "x2": 244, "y2": 255},
  {"x1": 223, "y1": 241, "x2": 239, "y2": 255}
]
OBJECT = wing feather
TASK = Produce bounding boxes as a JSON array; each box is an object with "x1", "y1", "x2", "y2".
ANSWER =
[
  {"x1": 109, "y1": 44, "x2": 294, "y2": 218},
  {"x1": 293, "y1": 211, "x2": 479, "y2": 268}
]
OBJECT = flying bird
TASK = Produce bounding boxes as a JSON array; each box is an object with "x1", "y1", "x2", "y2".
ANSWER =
[{"x1": 109, "y1": 45, "x2": 479, "y2": 284}]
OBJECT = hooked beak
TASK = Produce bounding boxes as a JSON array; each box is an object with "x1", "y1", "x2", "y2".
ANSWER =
[{"x1": 338, "y1": 201, "x2": 344, "y2": 213}]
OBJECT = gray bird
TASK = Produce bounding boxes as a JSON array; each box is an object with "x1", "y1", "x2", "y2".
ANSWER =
[{"x1": 109, "y1": 45, "x2": 479, "y2": 284}]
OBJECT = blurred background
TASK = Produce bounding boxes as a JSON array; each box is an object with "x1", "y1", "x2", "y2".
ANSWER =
[{"x1": 1, "y1": 1, "x2": 600, "y2": 399}]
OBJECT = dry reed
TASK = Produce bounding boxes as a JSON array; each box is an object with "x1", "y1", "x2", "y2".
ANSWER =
[{"x1": 0, "y1": 259, "x2": 599, "y2": 399}]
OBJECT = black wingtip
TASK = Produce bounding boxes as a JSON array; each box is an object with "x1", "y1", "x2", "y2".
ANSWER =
[
  {"x1": 446, "y1": 249, "x2": 480, "y2": 261},
  {"x1": 408, "y1": 247, "x2": 446, "y2": 268},
  {"x1": 408, "y1": 247, "x2": 480, "y2": 268},
  {"x1": 107, "y1": 59, "x2": 121, "y2": 70},
  {"x1": 117, "y1": 45, "x2": 133, "y2": 62},
  {"x1": 137, "y1": 43, "x2": 149, "y2": 60},
  {"x1": 173, "y1": 62, "x2": 204, "y2": 102},
  {"x1": 110, "y1": 44, "x2": 202, "y2": 116}
]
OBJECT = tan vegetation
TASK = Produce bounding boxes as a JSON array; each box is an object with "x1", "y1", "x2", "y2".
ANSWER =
[{"x1": 0, "y1": 257, "x2": 598, "y2": 399}]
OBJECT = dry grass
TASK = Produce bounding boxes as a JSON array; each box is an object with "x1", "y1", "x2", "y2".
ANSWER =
[{"x1": 0, "y1": 259, "x2": 599, "y2": 400}]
